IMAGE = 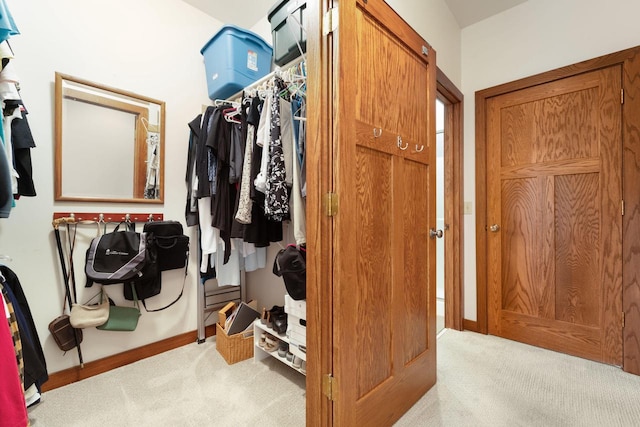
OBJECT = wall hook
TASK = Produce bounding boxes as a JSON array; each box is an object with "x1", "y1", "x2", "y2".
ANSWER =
[
  {"x1": 415, "y1": 144, "x2": 424, "y2": 153},
  {"x1": 397, "y1": 135, "x2": 408, "y2": 150}
]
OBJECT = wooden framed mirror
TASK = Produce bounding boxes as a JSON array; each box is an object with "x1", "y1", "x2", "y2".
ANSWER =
[{"x1": 54, "y1": 73, "x2": 165, "y2": 203}]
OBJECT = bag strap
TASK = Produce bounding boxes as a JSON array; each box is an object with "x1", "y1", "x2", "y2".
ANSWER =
[
  {"x1": 130, "y1": 283, "x2": 140, "y2": 310},
  {"x1": 139, "y1": 260, "x2": 188, "y2": 313},
  {"x1": 53, "y1": 223, "x2": 73, "y2": 313},
  {"x1": 66, "y1": 223, "x2": 80, "y2": 305},
  {"x1": 112, "y1": 221, "x2": 135, "y2": 233}
]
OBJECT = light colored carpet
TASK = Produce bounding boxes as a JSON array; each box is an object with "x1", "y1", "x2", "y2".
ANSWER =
[
  {"x1": 28, "y1": 339, "x2": 306, "y2": 427},
  {"x1": 28, "y1": 330, "x2": 640, "y2": 426},
  {"x1": 396, "y1": 330, "x2": 640, "y2": 427}
]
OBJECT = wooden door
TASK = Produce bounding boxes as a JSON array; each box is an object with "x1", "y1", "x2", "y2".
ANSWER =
[
  {"x1": 486, "y1": 65, "x2": 623, "y2": 365},
  {"x1": 308, "y1": 0, "x2": 437, "y2": 425}
]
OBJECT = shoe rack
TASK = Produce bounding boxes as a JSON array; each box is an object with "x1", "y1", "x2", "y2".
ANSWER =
[{"x1": 253, "y1": 319, "x2": 306, "y2": 375}]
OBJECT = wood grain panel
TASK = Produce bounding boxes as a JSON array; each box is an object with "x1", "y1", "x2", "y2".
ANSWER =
[
  {"x1": 554, "y1": 173, "x2": 600, "y2": 326},
  {"x1": 395, "y1": 49, "x2": 428, "y2": 144},
  {"x1": 500, "y1": 103, "x2": 535, "y2": 167},
  {"x1": 356, "y1": 146, "x2": 393, "y2": 398},
  {"x1": 597, "y1": 65, "x2": 623, "y2": 366},
  {"x1": 500, "y1": 178, "x2": 540, "y2": 316},
  {"x1": 500, "y1": 85, "x2": 599, "y2": 168},
  {"x1": 535, "y1": 88, "x2": 599, "y2": 163},
  {"x1": 499, "y1": 310, "x2": 601, "y2": 361},
  {"x1": 539, "y1": 175, "x2": 556, "y2": 320},
  {"x1": 403, "y1": 159, "x2": 430, "y2": 363},
  {"x1": 623, "y1": 47, "x2": 640, "y2": 375},
  {"x1": 356, "y1": 13, "x2": 399, "y2": 134},
  {"x1": 304, "y1": 0, "x2": 331, "y2": 422},
  {"x1": 501, "y1": 158, "x2": 600, "y2": 180},
  {"x1": 355, "y1": 120, "x2": 430, "y2": 165}
]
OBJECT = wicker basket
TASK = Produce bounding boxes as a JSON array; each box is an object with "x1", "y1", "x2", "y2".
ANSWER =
[{"x1": 216, "y1": 323, "x2": 254, "y2": 364}]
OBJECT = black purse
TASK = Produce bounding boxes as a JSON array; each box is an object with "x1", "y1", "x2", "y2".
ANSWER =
[{"x1": 143, "y1": 221, "x2": 189, "y2": 271}]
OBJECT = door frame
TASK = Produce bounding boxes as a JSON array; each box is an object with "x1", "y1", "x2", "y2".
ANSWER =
[
  {"x1": 306, "y1": 0, "x2": 333, "y2": 425},
  {"x1": 474, "y1": 45, "x2": 640, "y2": 375},
  {"x1": 436, "y1": 68, "x2": 464, "y2": 331}
]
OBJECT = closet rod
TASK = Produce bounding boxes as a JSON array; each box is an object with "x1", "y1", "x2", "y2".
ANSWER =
[
  {"x1": 52, "y1": 212, "x2": 163, "y2": 224},
  {"x1": 224, "y1": 55, "x2": 306, "y2": 102}
]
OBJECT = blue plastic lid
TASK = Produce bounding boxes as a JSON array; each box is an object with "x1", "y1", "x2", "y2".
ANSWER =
[{"x1": 200, "y1": 24, "x2": 272, "y2": 55}]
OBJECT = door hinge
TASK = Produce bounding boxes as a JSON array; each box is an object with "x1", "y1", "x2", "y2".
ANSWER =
[
  {"x1": 621, "y1": 89, "x2": 625, "y2": 104},
  {"x1": 622, "y1": 311, "x2": 625, "y2": 328},
  {"x1": 622, "y1": 199, "x2": 625, "y2": 216},
  {"x1": 322, "y1": 374, "x2": 337, "y2": 401},
  {"x1": 323, "y1": 7, "x2": 339, "y2": 36},
  {"x1": 325, "y1": 192, "x2": 339, "y2": 217}
]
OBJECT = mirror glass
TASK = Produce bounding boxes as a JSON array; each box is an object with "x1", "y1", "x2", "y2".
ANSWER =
[{"x1": 55, "y1": 73, "x2": 165, "y2": 203}]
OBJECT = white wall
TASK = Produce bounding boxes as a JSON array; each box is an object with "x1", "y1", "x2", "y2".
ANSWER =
[
  {"x1": 461, "y1": 0, "x2": 640, "y2": 320},
  {"x1": 386, "y1": 0, "x2": 462, "y2": 87},
  {"x1": 3, "y1": 0, "x2": 224, "y2": 374}
]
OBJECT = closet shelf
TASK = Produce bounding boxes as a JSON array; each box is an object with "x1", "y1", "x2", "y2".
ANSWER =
[{"x1": 254, "y1": 320, "x2": 306, "y2": 376}]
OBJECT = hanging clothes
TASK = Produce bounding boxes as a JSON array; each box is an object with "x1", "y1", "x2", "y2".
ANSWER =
[
  {"x1": 185, "y1": 113, "x2": 202, "y2": 227},
  {"x1": 292, "y1": 94, "x2": 307, "y2": 197},
  {"x1": 235, "y1": 96, "x2": 261, "y2": 224},
  {"x1": 5, "y1": 99, "x2": 36, "y2": 197},
  {"x1": 264, "y1": 79, "x2": 290, "y2": 222},
  {"x1": 0, "y1": 286, "x2": 28, "y2": 427},
  {"x1": 185, "y1": 62, "x2": 307, "y2": 286},
  {"x1": 0, "y1": 0, "x2": 19, "y2": 43},
  {"x1": 195, "y1": 106, "x2": 216, "y2": 199},
  {"x1": 209, "y1": 105, "x2": 236, "y2": 264},
  {"x1": 1, "y1": 266, "x2": 48, "y2": 391}
]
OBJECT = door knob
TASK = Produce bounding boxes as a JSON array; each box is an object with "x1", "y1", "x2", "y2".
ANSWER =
[
  {"x1": 429, "y1": 228, "x2": 443, "y2": 239},
  {"x1": 489, "y1": 224, "x2": 501, "y2": 232}
]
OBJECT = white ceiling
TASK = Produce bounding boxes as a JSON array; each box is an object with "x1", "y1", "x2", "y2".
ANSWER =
[
  {"x1": 445, "y1": 0, "x2": 528, "y2": 28},
  {"x1": 182, "y1": 0, "x2": 528, "y2": 30}
]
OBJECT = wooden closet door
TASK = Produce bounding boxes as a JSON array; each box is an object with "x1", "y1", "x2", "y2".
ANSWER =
[
  {"x1": 486, "y1": 65, "x2": 623, "y2": 365},
  {"x1": 316, "y1": 1, "x2": 437, "y2": 425}
]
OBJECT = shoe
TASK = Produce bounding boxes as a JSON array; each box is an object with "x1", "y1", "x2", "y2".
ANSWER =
[
  {"x1": 277, "y1": 341, "x2": 289, "y2": 358},
  {"x1": 263, "y1": 335, "x2": 279, "y2": 352},
  {"x1": 267, "y1": 305, "x2": 285, "y2": 331},
  {"x1": 272, "y1": 312, "x2": 288, "y2": 336},
  {"x1": 258, "y1": 333, "x2": 266, "y2": 348},
  {"x1": 292, "y1": 356, "x2": 302, "y2": 369}
]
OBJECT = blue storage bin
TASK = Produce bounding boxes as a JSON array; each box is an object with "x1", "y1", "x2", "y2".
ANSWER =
[{"x1": 201, "y1": 25, "x2": 273, "y2": 100}]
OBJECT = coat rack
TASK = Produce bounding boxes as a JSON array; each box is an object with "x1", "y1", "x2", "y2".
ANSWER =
[{"x1": 52, "y1": 212, "x2": 163, "y2": 225}]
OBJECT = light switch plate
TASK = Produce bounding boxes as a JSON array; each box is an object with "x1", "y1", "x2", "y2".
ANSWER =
[{"x1": 464, "y1": 201, "x2": 472, "y2": 215}]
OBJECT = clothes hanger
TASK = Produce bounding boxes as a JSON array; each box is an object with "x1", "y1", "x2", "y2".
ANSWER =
[{"x1": 223, "y1": 106, "x2": 241, "y2": 124}]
